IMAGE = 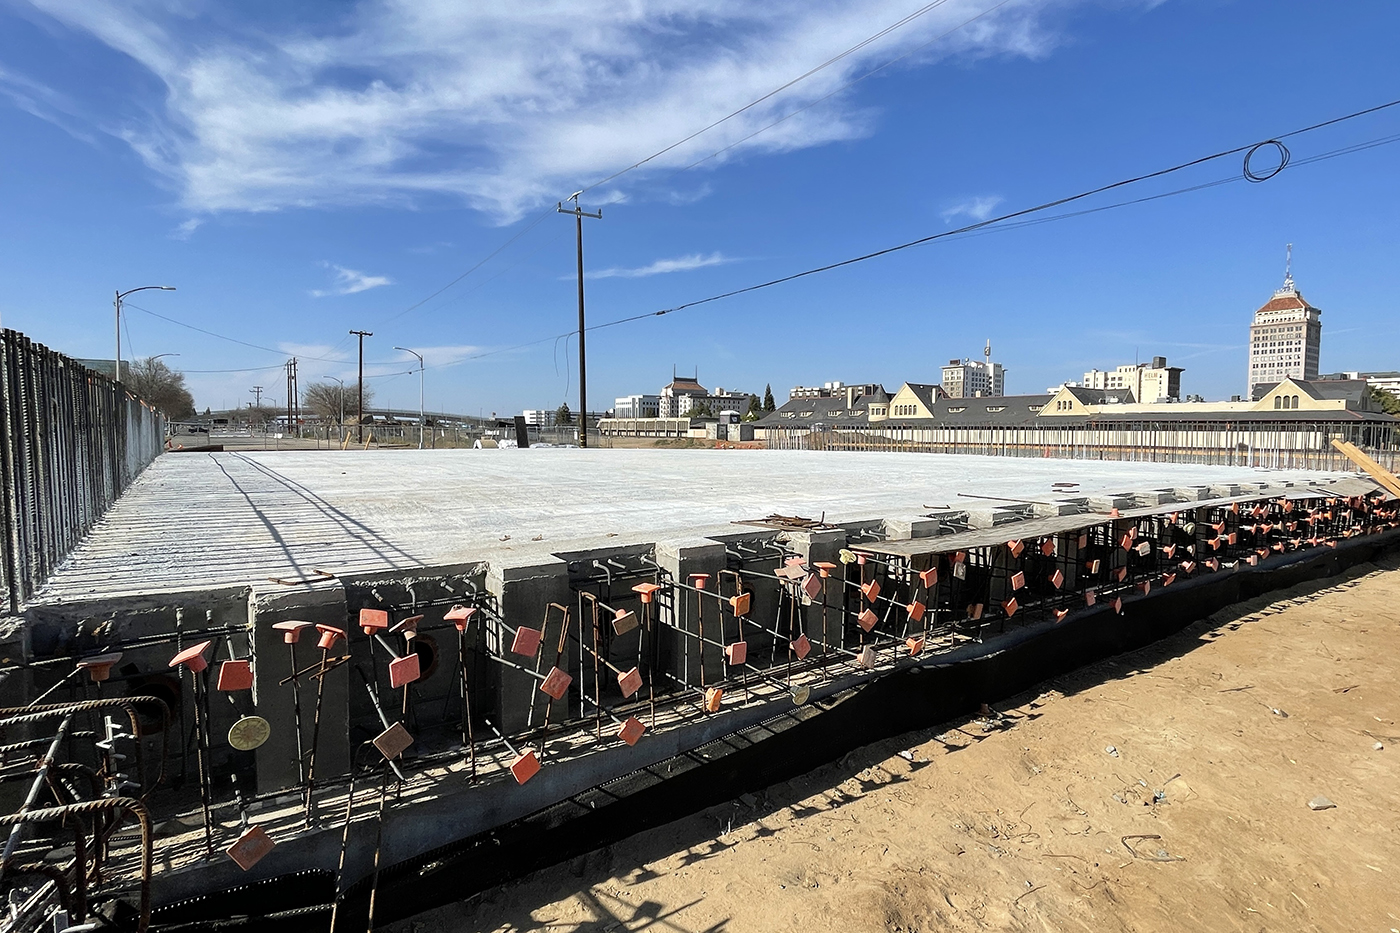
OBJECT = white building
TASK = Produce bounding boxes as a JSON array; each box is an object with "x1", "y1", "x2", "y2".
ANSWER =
[
  {"x1": 1247, "y1": 251, "x2": 1321, "y2": 400},
  {"x1": 521, "y1": 409, "x2": 556, "y2": 427},
  {"x1": 941, "y1": 341, "x2": 1004, "y2": 398},
  {"x1": 614, "y1": 394, "x2": 660, "y2": 419},
  {"x1": 1081, "y1": 357, "x2": 1183, "y2": 404},
  {"x1": 658, "y1": 372, "x2": 707, "y2": 418}
]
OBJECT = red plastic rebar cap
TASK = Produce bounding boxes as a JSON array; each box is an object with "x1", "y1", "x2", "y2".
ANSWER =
[
  {"x1": 510, "y1": 750, "x2": 541, "y2": 785},
  {"x1": 391, "y1": 614, "x2": 423, "y2": 638},
  {"x1": 919, "y1": 567, "x2": 937, "y2": 589},
  {"x1": 389, "y1": 653, "x2": 422, "y2": 689},
  {"x1": 1049, "y1": 569, "x2": 1064, "y2": 590},
  {"x1": 857, "y1": 608, "x2": 878, "y2": 632},
  {"x1": 1009, "y1": 571, "x2": 1025, "y2": 591},
  {"x1": 315, "y1": 625, "x2": 346, "y2": 650},
  {"x1": 1002, "y1": 597, "x2": 1019, "y2": 618},
  {"x1": 617, "y1": 666, "x2": 644, "y2": 698},
  {"x1": 632, "y1": 582, "x2": 662, "y2": 604},
  {"x1": 861, "y1": 579, "x2": 880, "y2": 602},
  {"x1": 217, "y1": 659, "x2": 253, "y2": 692},
  {"x1": 906, "y1": 636, "x2": 925, "y2": 657},
  {"x1": 611, "y1": 610, "x2": 639, "y2": 636},
  {"x1": 802, "y1": 573, "x2": 823, "y2": 599},
  {"x1": 724, "y1": 641, "x2": 748, "y2": 666},
  {"x1": 906, "y1": 600, "x2": 926, "y2": 623},
  {"x1": 77, "y1": 652, "x2": 122, "y2": 682},
  {"x1": 373, "y1": 722, "x2": 414, "y2": 760},
  {"x1": 704, "y1": 686, "x2": 724, "y2": 712},
  {"x1": 792, "y1": 634, "x2": 811, "y2": 660},
  {"x1": 688, "y1": 573, "x2": 710, "y2": 588},
  {"x1": 444, "y1": 604, "x2": 476, "y2": 622},
  {"x1": 813, "y1": 561, "x2": 838, "y2": 578},
  {"x1": 618, "y1": 716, "x2": 646, "y2": 746},
  {"x1": 359, "y1": 608, "x2": 390, "y2": 634},
  {"x1": 169, "y1": 640, "x2": 213, "y2": 673},
  {"x1": 226, "y1": 824, "x2": 276, "y2": 872},
  {"x1": 539, "y1": 666, "x2": 572, "y2": 700},
  {"x1": 1054, "y1": 609, "x2": 1071, "y2": 624},
  {"x1": 272, "y1": 620, "x2": 313, "y2": 644},
  {"x1": 729, "y1": 592, "x2": 751, "y2": 617},
  {"x1": 511, "y1": 626, "x2": 544, "y2": 657}
]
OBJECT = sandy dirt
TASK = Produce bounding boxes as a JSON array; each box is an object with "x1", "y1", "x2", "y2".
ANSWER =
[{"x1": 394, "y1": 555, "x2": 1400, "y2": 933}]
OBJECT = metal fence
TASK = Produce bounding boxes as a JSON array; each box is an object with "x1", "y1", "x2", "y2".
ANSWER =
[
  {"x1": 763, "y1": 423, "x2": 1400, "y2": 472},
  {"x1": 0, "y1": 329, "x2": 165, "y2": 611}
]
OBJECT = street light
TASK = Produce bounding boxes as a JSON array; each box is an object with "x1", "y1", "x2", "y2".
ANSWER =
[
  {"x1": 329, "y1": 376, "x2": 347, "y2": 443},
  {"x1": 393, "y1": 346, "x2": 425, "y2": 450},
  {"x1": 114, "y1": 286, "x2": 176, "y2": 382}
]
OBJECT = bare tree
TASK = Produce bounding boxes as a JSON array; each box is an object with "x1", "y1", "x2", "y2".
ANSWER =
[
  {"x1": 303, "y1": 381, "x2": 372, "y2": 424},
  {"x1": 126, "y1": 357, "x2": 196, "y2": 420}
]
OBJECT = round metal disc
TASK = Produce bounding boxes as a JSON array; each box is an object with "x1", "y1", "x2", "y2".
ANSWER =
[
  {"x1": 228, "y1": 715, "x2": 271, "y2": 751},
  {"x1": 790, "y1": 685, "x2": 811, "y2": 706}
]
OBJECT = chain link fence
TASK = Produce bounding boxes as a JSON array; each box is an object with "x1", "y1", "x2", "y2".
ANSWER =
[{"x1": 0, "y1": 330, "x2": 165, "y2": 611}]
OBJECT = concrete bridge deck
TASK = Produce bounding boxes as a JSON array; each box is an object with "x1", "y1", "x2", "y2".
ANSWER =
[{"x1": 32, "y1": 448, "x2": 1344, "y2": 603}]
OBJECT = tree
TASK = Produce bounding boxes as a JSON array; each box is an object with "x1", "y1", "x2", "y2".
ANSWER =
[
  {"x1": 682, "y1": 400, "x2": 714, "y2": 418},
  {"x1": 763, "y1": 384, "x2": 776, "y2": 413},
  {"x1": 1369, "y1": 385, "x2": 1400, "y2": 415},
  {"x1": 555, "y1": 402, "x2": 574, "y2": 425},
  {"x1": 744, "y1": 394, "x2": 762, "y2": 421},
  {"x1": 125, "y1": 357, "x2": 196, "y2": 420},
  {"x1": 303, "y1": 381, "x2": 371, "y2": 423}
]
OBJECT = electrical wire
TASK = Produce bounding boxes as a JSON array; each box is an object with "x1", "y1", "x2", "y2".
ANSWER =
[
  {"x1": 400, "y1": 106, "x2": 1400, "y2": 377},
  {"x1": 578, "y1": 0, "x2": 962, "y2": 195}
]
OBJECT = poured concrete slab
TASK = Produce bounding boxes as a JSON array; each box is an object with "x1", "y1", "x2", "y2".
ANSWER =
[{"x1": 31, "y1": 448, "x2": 1346, "y2": 603}]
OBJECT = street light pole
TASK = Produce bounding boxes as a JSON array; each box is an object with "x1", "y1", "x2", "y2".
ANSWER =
[
  {"x1": 330, "y1": 377, "x2": 346, "y2": 443},
  {"x1": 393, "y1": 347, "x2": 425, "y2": 450},
  {"x1": 114, "y1": 285, "x2": 176, "y2": 382}
]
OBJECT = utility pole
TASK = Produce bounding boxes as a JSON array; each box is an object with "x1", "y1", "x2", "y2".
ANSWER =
[
  {"x1": 284, "y1": 357, "x2": 299, "y2": 438},
  {"x1": 557, "y1": 193, "x2": 602, "y2": 448},
  {"x1": 250, "y1": 385, "x2": 263, "y2": 408},
  {"x1": 350, "y1": 330, "x2": 372, "y2": 444}
]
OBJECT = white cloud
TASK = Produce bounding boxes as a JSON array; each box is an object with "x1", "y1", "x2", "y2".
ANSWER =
[
  {"x1": 941, "y1": 195, "x2": 1004, "y2": 223},
  {"x1": 12, "y1": 0, "x2": 1097, "y2": 219},
  {"x1": 591, "y1": 252, "x2": 735, "y2": 279},
  {"x1": 172, "y1": 217, "x2": 203, "y2": 239},
  {"x1": 310, "y1": 263, "x2": 392, "y2": 297}
]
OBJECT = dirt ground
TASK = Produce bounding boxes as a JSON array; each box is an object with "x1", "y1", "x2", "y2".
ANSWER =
[{"x1": 393, "y1": 554, "x2": 1400, "y2": 933}]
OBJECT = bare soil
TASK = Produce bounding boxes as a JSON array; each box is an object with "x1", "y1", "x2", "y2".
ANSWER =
[{"x1": 394, "y1": 554, "x2": 1400, "y2": 933}]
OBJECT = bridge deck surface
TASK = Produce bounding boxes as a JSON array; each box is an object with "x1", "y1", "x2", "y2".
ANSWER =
[{"x1": 32, "y1": 448, "x2": 1338, "y2": 603}]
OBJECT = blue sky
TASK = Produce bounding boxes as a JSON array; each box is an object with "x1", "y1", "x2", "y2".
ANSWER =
[{"x1": 1, "y1": 0, "x2": 1397, "y2": 416}]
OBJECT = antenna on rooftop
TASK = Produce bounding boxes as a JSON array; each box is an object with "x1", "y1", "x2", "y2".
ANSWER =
[
  {"x1": 1283, "y1": 243, "x2": 1294, "y2": 290},
  {"x1": 984, "y1": 339, "x2": 992, "y2": 365}
]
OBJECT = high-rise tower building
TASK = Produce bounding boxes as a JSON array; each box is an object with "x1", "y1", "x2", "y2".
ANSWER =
[
  {"x1": 1247, "y1": 245, "x2": 1321, "y2": 400},
  {"x1": 941, "y1": 340, "x2": 1005, "y2": 398}
]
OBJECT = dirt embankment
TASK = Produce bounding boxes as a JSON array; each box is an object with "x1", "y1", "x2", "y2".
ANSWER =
[{"x1": 395, "y1": 555, "x2": 1400, "y2": 933}]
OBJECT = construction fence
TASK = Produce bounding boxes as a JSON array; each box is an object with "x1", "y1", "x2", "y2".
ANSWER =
[
  {"x1": 762, "y1": 421, "x2": 1400, "y2": 472},
  {"x1": 0, "y1": 329, "x2": 165, "y2": 611}
]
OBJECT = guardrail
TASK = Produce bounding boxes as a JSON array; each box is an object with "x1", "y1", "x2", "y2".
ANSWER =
[{"x1": 0, "y1": 329, "x2": 165, "y2": 611}]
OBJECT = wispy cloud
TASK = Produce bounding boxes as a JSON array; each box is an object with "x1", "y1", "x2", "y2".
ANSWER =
[
  {"x1": 11, "y1": 0, "x2": 1101, "y2": 219},
  {"x1": 171, "y1": 218, "x2": 203, "y2": 240},
  {"x1": 941, "y1": 195, "x2": 1004, "y2": 223},
  {"x1": 310, "y1": 263, "x2": 392, "y2": 297},
  {"x1": 591, "y1": 252, "x2": 735, "y2": 280}
]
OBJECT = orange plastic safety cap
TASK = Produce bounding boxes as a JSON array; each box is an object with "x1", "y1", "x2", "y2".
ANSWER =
[
  {"x1": 315, "y1": 625, "x2": 346, "y2": 650},
  {"x1": 389, "y1": 653, "x2": 421, "y2": 689},
  {"x1": 792, "y1": 634, "x2": 811, "y2": 660},
  {"x1": 359, "y1": 608, "x2": 390, "y2": 634},
  {"x1": 617, "y1": 666, "x2": 643, "y2": 698},
  {"x1": 857, "y1": 608, "x2": 878, "y2": 632},
  {"x1": 730, "y1": 592, "x2": 752, "y2": 617},
  {"x1": 539, "y1": 666, "x2": 572, "y2": 699},
  {"x1": 272, "y1": 620, "x2": 313, "y2": 644},
  {"x1": 1010, "y1": 571, "x2": 1025, "y2": 591},
  {"x1": 861, "y1": 579, "x2": 880, "y2": 602},
  {"x1": 705, "y1": 686, "x2": 724, "y2": 712},
  {"x1": 1049, "y1": 569, "x2": 1064, "y2": 590},
  {"x1": 632, "y1": 582, "x2": 662, "y2": 603},
  {"x1": 618, "y1": 716, "x2": 646, "y2": 746},
  {"x1": 511, "y1": 625, "x2": 544, "y2": 657},
  {"x1": 77, "y1": 653, "x2": 122, "y2": 683},
  {"x1": 169, "y1": 640, "x2": 213, "y2": 673},
  {"x1": 226, "y1": 825, "x2": 276, "y2": 872},
  {"x1": 510, "y1": 750, "x2": 541, "y2": 785},
  {"x1": 906, "y1": 600, "x2": 926, "y2": 623},
  {"x1": 217, "y1": 659, "x2": 253, "y2": 692},
  {"x1": 919, "y1": 567, "x2": 937, "y2": 589},
  {"x1": 724, "y1": 641, "x2": 748, "y2": 666},
  {"x1": 906, "y1": 636, "x2": 924, "y2": 657}
]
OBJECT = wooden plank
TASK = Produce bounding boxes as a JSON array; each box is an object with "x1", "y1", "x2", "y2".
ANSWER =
[{"x1": 1330, "y1": 439, "x2": 1400, "y2": 498}]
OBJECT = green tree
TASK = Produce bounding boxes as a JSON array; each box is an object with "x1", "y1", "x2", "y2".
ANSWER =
[
  {"x1": 744, "y1": 393, "x2": 762, "y2": 421},
  {"x1": 763, "y1": 384, "x2": 776, "y2": 412},
  {"x1": 125, "y1": 357, "x2": 196, "y2": 420},
  {"x1": 555, "y1": 402, "x2": 574, "y2": 425},
  {"x1": 682, "y1": 400, "x2": 714, "y2": 418},
  {"x1": 1369, "y1": 385, "x2": 1400, "y2": 414}
]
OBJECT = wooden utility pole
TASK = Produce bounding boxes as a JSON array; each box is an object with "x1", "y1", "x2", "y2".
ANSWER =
[
  {"x1": 557, "y1": 193, "x2": 601, "y2": 448},
  {"x1": 350, "y1": 330, "x2": 372, "y2": 443}
]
